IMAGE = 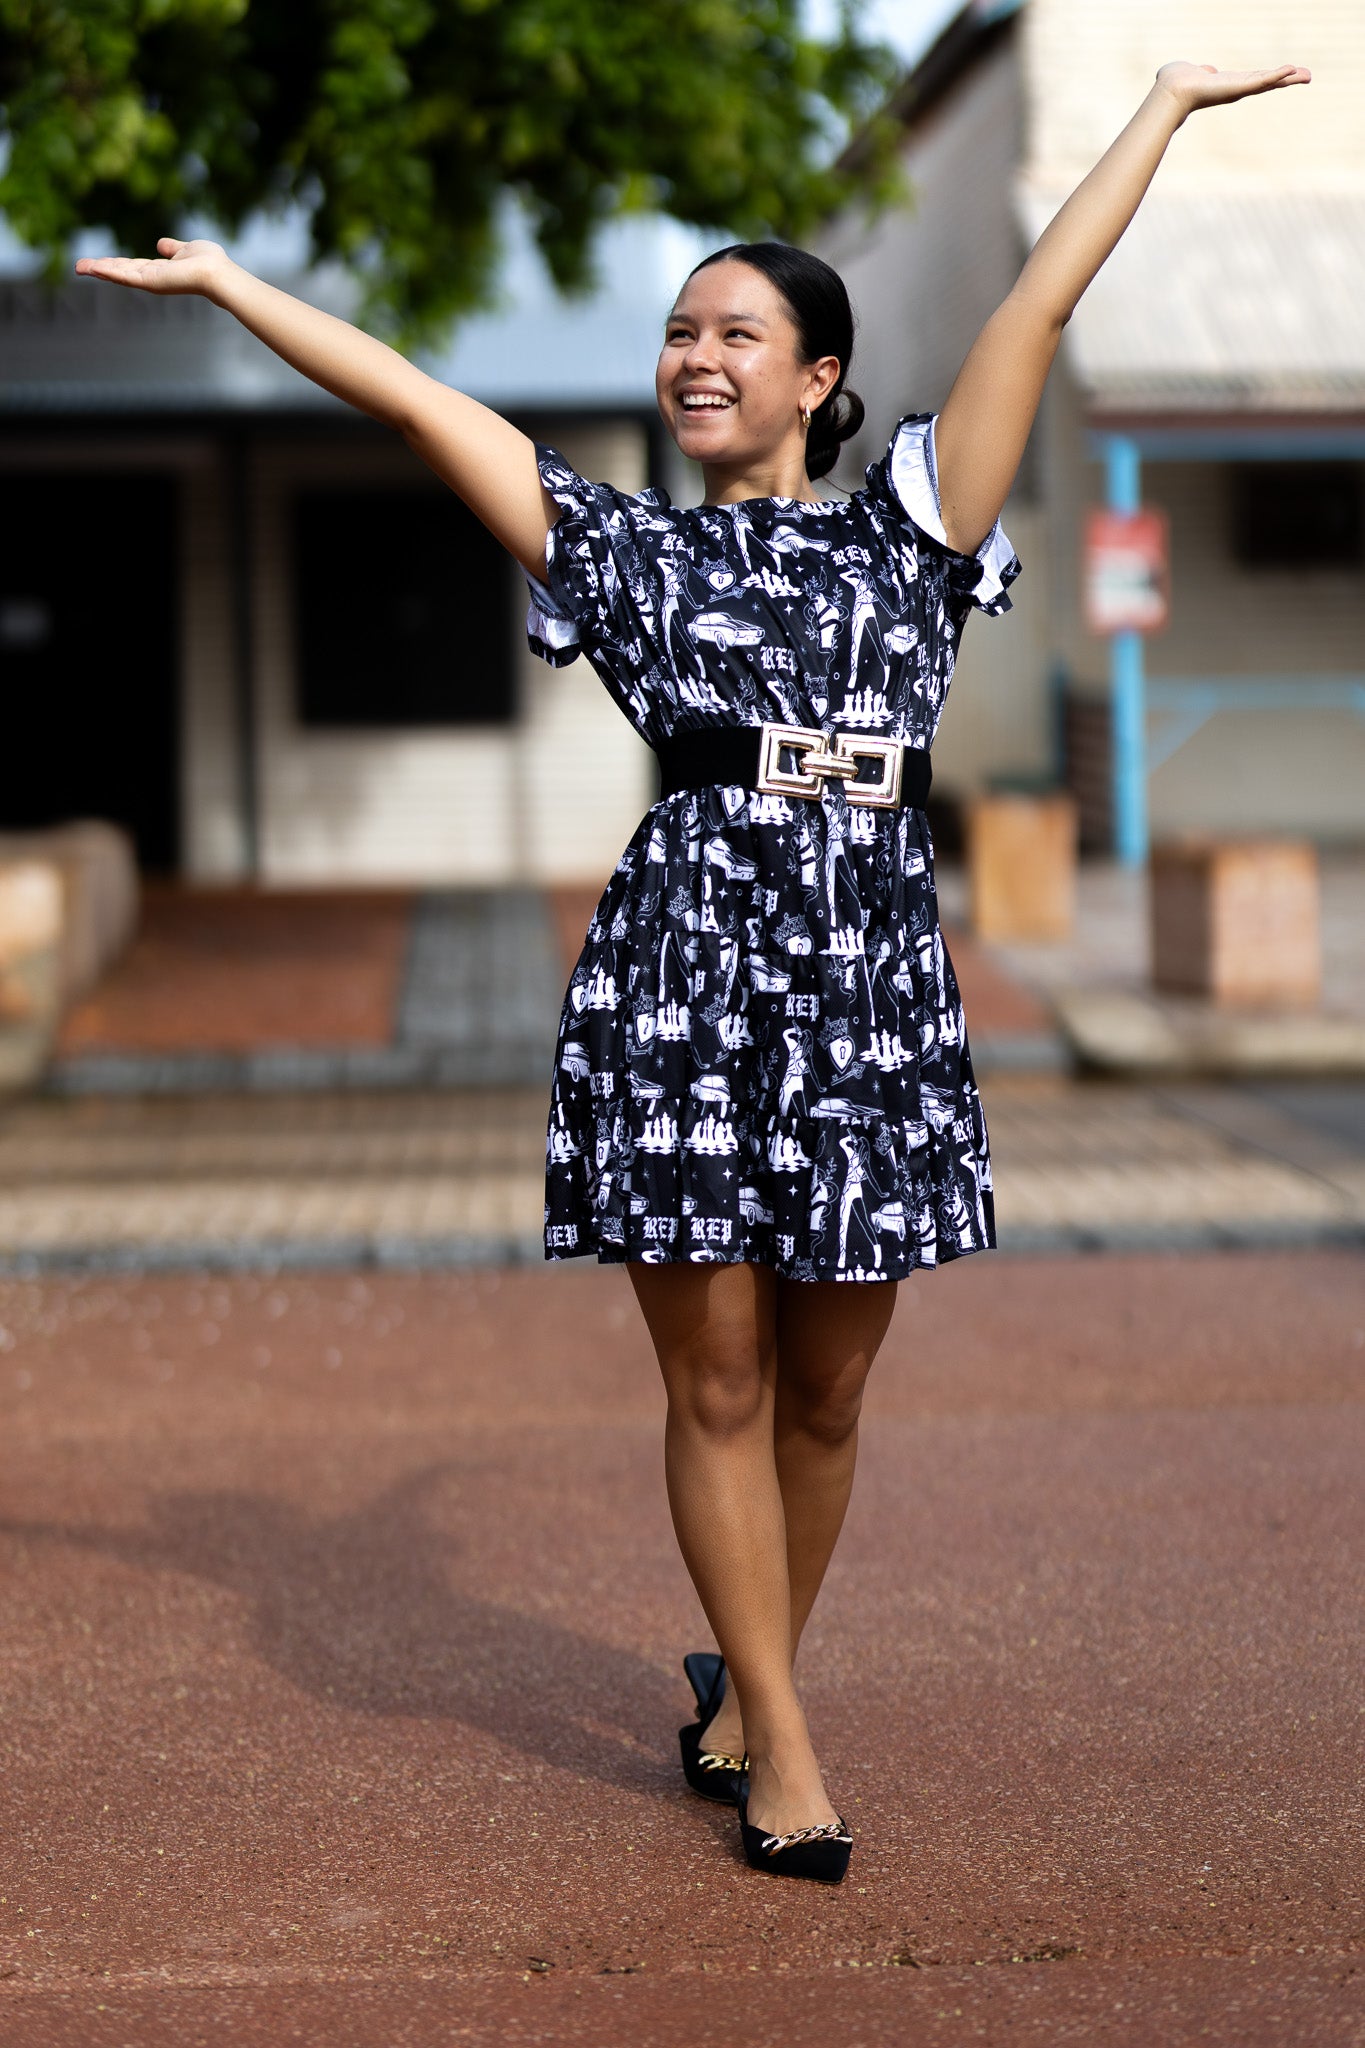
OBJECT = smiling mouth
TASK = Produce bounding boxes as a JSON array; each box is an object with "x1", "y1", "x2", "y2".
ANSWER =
[{"x1": 680, "y1": 393, "x2": 736, "y2": 412}]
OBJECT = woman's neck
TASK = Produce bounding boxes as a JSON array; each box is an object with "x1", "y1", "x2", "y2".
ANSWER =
[{"x1": 700, "y1": 450, "x2": 822, "y2": 507}]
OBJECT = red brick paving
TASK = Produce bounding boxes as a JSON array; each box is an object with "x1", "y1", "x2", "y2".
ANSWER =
[
  {"x1": 547, "y1": 882, "x2": 607, "y2": 982},
  {"x1": 57, "y1": 887, "x2": 416, "y2": 1056},
  {"x1": 0, "y1": 1251, "x2": 1361, "y2": 2043},
  {"x1": 55, "y1": 883, "x2": 1048, "y2": 1065},
  {"x1": 940, "y1": 925, "x2": 1054, "y2": 1039}
]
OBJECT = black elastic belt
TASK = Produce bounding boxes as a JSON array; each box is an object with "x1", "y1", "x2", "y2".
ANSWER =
[{"x1": 655, "y1": 726, "x2": 931, "y2": 810}]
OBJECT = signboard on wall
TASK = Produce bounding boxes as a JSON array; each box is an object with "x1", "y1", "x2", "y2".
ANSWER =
[{"x1": 1084, "y1": 508, "x2": 1169, "y2": 635}]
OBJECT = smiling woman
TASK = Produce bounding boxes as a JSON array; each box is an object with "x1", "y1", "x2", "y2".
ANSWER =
[
  {"x1": 657, "y1": 241, "x2": 864, "y2": 494},
  {"x1": 73, "y1": 50, "x2": 1309, "y2": 1888}
]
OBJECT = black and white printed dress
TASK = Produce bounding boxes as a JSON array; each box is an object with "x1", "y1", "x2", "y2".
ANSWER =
[{"x1": 526, "y1": 413, "x2": 1020, "y2": 1283}]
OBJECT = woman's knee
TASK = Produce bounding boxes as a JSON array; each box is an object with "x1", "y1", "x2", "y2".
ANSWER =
[
  {"x1": 665, "y1": 1343, "x2": 770, "y2": 1440},
  {"x1": 780, "y1": 1359, "x2": 868, "y2": 1447},
  {"x1": 631, "y1": 1260, "x2": 777, "y2": 1440}
]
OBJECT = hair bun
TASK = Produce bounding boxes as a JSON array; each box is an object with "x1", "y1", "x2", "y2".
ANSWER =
[{"x1": 806, "y1": 386, "x2": 865, "y2": 482}]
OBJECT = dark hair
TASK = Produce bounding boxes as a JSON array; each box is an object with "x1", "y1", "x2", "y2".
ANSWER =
[{"x1": 688, "y1": 241, "x2": 865, "y2": 481}]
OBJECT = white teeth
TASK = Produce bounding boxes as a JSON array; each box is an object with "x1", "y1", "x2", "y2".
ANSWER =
[{"x1": 681, "y1": 394, "x2": 734, "y2": 410}]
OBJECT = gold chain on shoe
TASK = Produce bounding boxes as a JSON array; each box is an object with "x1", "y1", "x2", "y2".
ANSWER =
[
  {"x1": 698, "y1": 1748, "x2": 748, "y2": 1773},
  {"x1": 758, "y1": 1816, "x2": 853, "y2": 1855}
]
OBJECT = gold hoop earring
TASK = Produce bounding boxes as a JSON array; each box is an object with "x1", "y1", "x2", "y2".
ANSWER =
[{"x1": 800, "y1": 405, "x2": 812, "y2": 429}]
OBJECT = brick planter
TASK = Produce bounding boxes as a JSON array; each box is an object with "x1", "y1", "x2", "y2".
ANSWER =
[
  {"x1": 965, "y1": 792, "x2": 1079, "y2": 943},
  {"x1": 1150, "y1": 838, "x2": 1320, "y2": 1008}
]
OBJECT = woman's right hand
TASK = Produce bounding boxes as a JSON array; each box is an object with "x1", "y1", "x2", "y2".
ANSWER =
[{"x1": 75, "y1": 236, "x2": 235, "y2": 303}]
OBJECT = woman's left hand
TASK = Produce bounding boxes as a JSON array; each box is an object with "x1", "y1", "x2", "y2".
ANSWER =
[{"x1": 1154, "y1": 60, "x2": 1311, "y2": 118}]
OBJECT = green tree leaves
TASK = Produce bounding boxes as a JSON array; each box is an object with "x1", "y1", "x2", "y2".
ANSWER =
[{"x1": 0, "y1": 0, "x2": 901, "y2": 342}]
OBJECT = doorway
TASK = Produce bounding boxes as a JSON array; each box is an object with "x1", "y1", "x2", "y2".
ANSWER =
[{"x1": 0, "y1": 471, "x2": 180, "y2": 871}]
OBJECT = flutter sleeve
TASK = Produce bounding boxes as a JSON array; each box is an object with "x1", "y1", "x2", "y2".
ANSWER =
[
  {"x1": 871, "y1": 412, "x2": 1020, "y2": 617},
  {"x1": 524, "y1": 444, "x2": 669, "y2": 668}
]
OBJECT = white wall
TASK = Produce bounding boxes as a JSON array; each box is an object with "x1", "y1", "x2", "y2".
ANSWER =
[
  {"x1": 1145, "y1": 457, "x2": 1365, "y2": 840},
  {"x1": 1023, "y1": 0, "x2": 1365, "y2": 191},
  {"x1": 515, "y1": 421, "x2": 658, "y2": 883},
  {"x1": 1148, "y1": 708, "x2": 1365, "y2": 840},
  {"x1": 181, "y1": 454, "x2": 247, "y2": 878},
  {"x1": 236, "y1": 421, "x2": 653, "y2": 887}
]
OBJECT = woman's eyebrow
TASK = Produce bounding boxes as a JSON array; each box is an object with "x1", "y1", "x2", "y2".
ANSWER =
[{"x1": 665, "y1": 309, "x2": 770, "y2": 326}]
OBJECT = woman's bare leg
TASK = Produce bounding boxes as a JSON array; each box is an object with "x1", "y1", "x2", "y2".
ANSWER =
[
  {"x1": 628, "y1": 1260, "x2": 838, "y2": 1837},
  {"x1": 694, "y1": 1274, "x2": 899, "y2": 1765},
  {"x1": 774, "y1": 1277, "x2": 899, "y2": 1655}
]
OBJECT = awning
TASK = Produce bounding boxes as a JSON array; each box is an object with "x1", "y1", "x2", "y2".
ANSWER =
[{"x1": 1018, "y1": 186, "x2": 1365, "y2": 418}]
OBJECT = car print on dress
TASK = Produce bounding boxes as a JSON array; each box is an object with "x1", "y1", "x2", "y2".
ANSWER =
[{"x1": 687, "y1": 611, "x2": 766, "y2": 649}]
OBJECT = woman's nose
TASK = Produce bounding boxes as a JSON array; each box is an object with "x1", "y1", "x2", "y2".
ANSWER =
[{"x1": 682, "y1": 333, "x2": 721, "y2": 373}]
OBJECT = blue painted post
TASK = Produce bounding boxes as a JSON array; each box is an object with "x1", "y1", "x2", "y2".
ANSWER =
[{"x1": 1104, "y1": 434, "x2": 1148, "y2": 866}]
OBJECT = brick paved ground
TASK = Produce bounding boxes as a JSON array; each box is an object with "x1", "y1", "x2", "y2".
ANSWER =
[
  {"x1": 0, "y1": 1252, "x2": 1361, "y2": 2045},
  {"x1": 1, "y1": 1076, "x2": 1361, "y2": 1274},
  {"x1": 40, "y1": 858, "x2": 1365, "y2": 1090},
  {"x1": 57, "y1": 888, "x2": 416, "y2": 1056},
  {"x1": 48, "y1": 889, "x2": 562, "y2": 1094},
  {"x1": 49, "y1": 881, "x2": 1062, "y2": 1086}
]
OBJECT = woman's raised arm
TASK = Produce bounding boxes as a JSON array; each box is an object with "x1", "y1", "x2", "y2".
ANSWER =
[
  {"x1": 75, "y1": 237, "x2": 557, "y2": 580},
  {"x1": 931, "y1": 60, "x2": 1310, "y2": 556}
]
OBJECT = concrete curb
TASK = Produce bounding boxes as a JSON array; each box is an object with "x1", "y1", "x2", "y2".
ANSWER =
[
  {"x1": 1053, "y1": 986, "x2": 1365, "y2": 1077},
  {"x1": 44, "y1": 1046, "x2": 555, "y2": 1096},
  {"x1": 0, "y1": 1230, "x2": 547, "y2": 1278},
  {"x1": 968, "y1": 1030, "x2": 1072, "y2": 1075}
]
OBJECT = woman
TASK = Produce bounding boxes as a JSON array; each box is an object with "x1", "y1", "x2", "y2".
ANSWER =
[{"x1": 79, "y1": 54, "x2": 1307, "y2": 1884}]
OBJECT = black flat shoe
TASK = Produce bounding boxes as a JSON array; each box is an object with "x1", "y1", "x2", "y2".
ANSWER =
[
  {"x1": 737, "y1": 1795, "x2": 853, "y2": 1884},
  {"x1": 678, "y1": 1651, "x2": 747, "y2": 1805}
]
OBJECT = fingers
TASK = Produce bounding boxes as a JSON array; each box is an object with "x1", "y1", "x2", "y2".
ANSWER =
[
  {"x1": 74, "y1": 256, "x2": 156, "y2": 288},
  {"x1": 1184, "y1": 61, "x2": 1311, "y2": 106},
  {"x1": 1232, "y1": 63, "x2": 1312, "y2": 98},
  {"x1": 74, "y1": 246, "x2": 206, "y2": 291}
]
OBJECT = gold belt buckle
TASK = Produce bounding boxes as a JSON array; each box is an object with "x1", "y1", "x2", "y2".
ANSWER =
[{"x1": 755, "y1": 723, "x2": 902, "y2": 809}]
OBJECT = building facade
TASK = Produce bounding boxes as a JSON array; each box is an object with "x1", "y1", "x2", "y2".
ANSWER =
[
  {"x1": 0, "y1": 214, "x2": 704, "y2": 883},
  {"x1": 818, "y1": 0, "x2": 1365, "y2": 849}
]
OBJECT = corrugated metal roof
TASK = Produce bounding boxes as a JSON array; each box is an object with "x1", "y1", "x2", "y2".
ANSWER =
[{"x1": 1018, "y1": 187, "x2": 1365, "y2": 415}]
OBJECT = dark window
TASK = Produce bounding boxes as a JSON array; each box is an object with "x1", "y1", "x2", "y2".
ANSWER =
[
  {"x1": 293, "y1": 488, "x2": 513, "y2": 725},
  {"x1": 1231, "y1": 463, "x2": 1364, "y2": 569},
  {"x1": 0, "y1": 473, "x2": 180, "y2": 870}
]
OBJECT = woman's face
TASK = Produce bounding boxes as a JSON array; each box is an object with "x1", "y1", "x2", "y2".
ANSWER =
[{"x1": 655, "y1": 259, "x2": 839, "y2": 474}]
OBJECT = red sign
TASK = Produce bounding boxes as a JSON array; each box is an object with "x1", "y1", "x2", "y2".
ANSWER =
[{"x1": 1084, "y1": 508, "x2": 1169, "y2": 635}]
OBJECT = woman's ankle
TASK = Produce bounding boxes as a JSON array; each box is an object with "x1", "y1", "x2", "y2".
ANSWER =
[
  {"x1": 743, "y1": 1744, "x2": 837, "y2": 1831},
  {"x1": 738, "y1": 1707, "x2": 815, "y2": 1771}
]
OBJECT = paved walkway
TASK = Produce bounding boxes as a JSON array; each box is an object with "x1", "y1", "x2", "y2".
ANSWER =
[
  {"x1": 0, "y1": 1250, "x2": 1360, "y2": 2044},
  {"x1": 1, "y1": 1076, "x2": 1362, "y2": 1275},
  {"x1": 46, "y1": 881, "x2": 1065, "y2": 1092},
  {"x1": 50, "y1": 887, "x2": 562, "y2": 1093},
  {"x1": 6, "y1": 878, "x2": 1361, "y2": 1275}
]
